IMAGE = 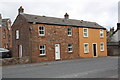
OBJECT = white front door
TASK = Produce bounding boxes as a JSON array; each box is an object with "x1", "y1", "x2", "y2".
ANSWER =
[
  {"x1": 55, "y1": 44, "x2": 60, "y2": 60},
  {"x1": 19, "y1": 45, "x2": 22, "y2": 57}
]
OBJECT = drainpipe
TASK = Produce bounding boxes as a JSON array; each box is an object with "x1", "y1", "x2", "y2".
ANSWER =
[{"x1": 29, "y1": 26, "x2": 33, "y2": 63}]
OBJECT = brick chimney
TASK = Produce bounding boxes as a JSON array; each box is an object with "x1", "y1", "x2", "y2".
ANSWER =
[
  {"x1": 18, "y1": 6, "x2": 24, "y2": 14},
  {"x1": 64, "y1": 13, "x2": 69, "y2": 19}
]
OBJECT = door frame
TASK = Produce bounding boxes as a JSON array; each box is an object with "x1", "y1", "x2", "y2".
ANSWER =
[
  {"x1": 92, "y1": 43, "x2": 98, "y2": 57},
  {"x1": 19, "y1": 45, "x2": 22, "y2": 57},
  {"x1": 55, "y1": 43, "x2": 61, "y2": 60}
]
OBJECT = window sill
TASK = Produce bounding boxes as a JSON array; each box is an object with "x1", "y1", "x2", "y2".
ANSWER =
[
  {"x1": 68, "y1": 35, "x2": 72, "y2": 37},
  {"x1": 68, "y1": 51, "x2": 73, "y2": 53},
  {"x1": 84, "y1": 52, "x2": 89, "y2": 54},
  {"x1": 39, "y1": 54, "x2": 46, "y2": 57},
  {"x1": 100, "y1": 50, "x2": 104, "y2": 52},
  {"x1": 83, "y1": 36, "x2": 88, "y2": 38},
  {"x1": 100, "y1": 37, "x2": 104, "y2": 38}
]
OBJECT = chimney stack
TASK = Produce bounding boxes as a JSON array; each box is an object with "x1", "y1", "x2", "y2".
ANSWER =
[
  {"x1": 18, "y1": 6, "x2": 24, "y2": 14},
  {"x1": 64, "y1": 13, "x2": 69, "y2": 19}
]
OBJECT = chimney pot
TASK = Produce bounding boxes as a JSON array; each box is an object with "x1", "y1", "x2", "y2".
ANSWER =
[{"x1": 18, "y1": 6, "x2": 24, "y2": 14}]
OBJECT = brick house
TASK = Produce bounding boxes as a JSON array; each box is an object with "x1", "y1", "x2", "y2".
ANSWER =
[
  {"x1": 0, "y1": 14, "x2": 12, "y2": 49},
  {"x1": 12, "y1": 6, "x2": 107, "y2": 63}
]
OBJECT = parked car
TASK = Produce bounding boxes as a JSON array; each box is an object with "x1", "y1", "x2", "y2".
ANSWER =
[{"x1": 0, "y1": 48, "x2": 12, "y2": 58}]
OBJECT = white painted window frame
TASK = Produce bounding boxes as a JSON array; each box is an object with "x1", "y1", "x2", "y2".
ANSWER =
[
  {"x1": 83, "y1": 28, "x2": 88, "y2": 37},
  {"x1": 38, "y1": 26, "x2": 45, "y2": 36},
  {"x1": 16, "y1": 30, "x2": 19, "y2": 39},
  {"x1": 100, "y1": 42, "x2": 104, "y2": 51},
  {"x1": 68, "y1": 28, "x2": 72, "y2": 36},
  {"x1": 100, "y1": 29, "x2": 104, "y2": 38},
  {"x1": 84, "y1": 43, "x2": 89, "y2": 53},
  {"x1": 39, "y1": 45, "x2": 46, "y2": 55},
  {"x1": 68, "y1": 44, "x2": 73, "y2": 52}
]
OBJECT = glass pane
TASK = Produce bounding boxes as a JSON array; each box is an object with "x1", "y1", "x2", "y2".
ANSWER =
[
  {"x1": 84, "y1": 29, "x2": 87, "y2": 32},
  {"x1": 84, "y1": 33, "x2": 87, "y2": 36},
  {"x1": 40, "y1": 50, "x2": 42, "y2": 54}
]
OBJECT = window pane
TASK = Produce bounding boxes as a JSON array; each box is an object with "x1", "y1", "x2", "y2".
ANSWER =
[
  {"x1": 39, "y1": 26, "x2": 45, "y2": 36},
  {"x1": 40, "y1": 50, "x2": 42, "y2": 54},
  {"x1": 68, "y1": 28, "x2": 72, "y2": 36}
]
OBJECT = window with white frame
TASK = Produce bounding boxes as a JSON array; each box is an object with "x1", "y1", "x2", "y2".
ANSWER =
[
  {"x1": 38, "y1": 26, "x2": 45, "y2": 36},
  {"x1": 16, "y1": 30, "x2": 19, "y2": 39},
  {"x1": 68, "y1": 28, "x2": 72, "y2": 36},
  {"x1": 100, "y1": 42, "x2": 104, "y2": 51},
  {"x1": 40, "y1": 45, "x2": 46, "y2": 55},
  {"x1": 68, "y1": 44, "x2": 73, "y2": 52},
  {"x1": 83, "y1": 28, "x2": 88, "y2": 37},
  {"x1": 100, "y1": 29, "x2": 104, "y2": 38},
  {"x1": 3, "y1": 29, "x2": 6, "y2": 39},
  {"x1": 84, "y1": 43, "x2": 89, "y2": 53}
]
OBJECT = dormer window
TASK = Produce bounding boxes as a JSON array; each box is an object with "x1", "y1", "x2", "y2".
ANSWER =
[
  {"x1": 38, "y1": 26, "x2": 45, "y2": 36},
  {"x1": 68, "y1": 28, "x2": 72, "y2": 36},
  {"x1": 100, "y1": 29, "x2": 104, "y2": 38}
]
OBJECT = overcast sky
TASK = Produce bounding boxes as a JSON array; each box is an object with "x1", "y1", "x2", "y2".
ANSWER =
[{"x1": 0, "y1": 0, "x2": 119, "y2": 30}]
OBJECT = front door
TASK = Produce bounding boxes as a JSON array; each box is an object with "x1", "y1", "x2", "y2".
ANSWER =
[
  {"x1": 19, "y1": 45, "x2": 22, "y2": 57},
  {"x1": 55, "y1": 44, "x2": 60, "y2": 60},
  {"x1": 93, "y1": 44, "x2": 97, "y2": 57}
]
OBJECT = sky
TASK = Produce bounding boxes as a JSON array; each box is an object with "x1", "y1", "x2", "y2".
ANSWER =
[{"x1": 0, "y1": 0, "x2": 119, "y2": 30}]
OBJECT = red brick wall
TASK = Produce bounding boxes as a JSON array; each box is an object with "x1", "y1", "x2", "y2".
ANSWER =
[
  {"x1": 0, "y1": 27, "x2": 12, "y2": 49},
  {"x1": 30, "y1": 24, "x2": 79, "y2": 63},
  {"x1": 12, "y1": 15, "x2": 31, "y2": 57}
]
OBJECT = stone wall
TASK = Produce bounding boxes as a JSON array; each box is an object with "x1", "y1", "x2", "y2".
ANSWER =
[
  {"x1": 107, "y1": 42, "x2": 120, "y2": 56},
  {"x1": 1, "y1": 56, "x2": 31, "y2": 66}
]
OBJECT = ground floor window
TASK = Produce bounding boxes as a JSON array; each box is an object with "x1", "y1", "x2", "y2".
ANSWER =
[
  {"x1": 100, "y1": 42, "x2": 104, "y2": 51},
  {"x1": 39, "y1": 45, "x2": 46, "y2": 55},
  {"x1": 84, "y1": 43, "x2": 89, "y2": 53},
  {"x1": 68, "y1": 44, "x2": 73, "y2": 52}
]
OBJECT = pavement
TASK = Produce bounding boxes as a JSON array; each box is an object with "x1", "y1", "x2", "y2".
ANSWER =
[{"x1": 1, "y1": 56, "x2": 119, "y2": 78}]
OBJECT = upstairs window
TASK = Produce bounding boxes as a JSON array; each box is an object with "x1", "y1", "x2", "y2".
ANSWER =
[
  {"x1": 100, "y1": 42, "x2": 104, "y2": 51},
  {"x1": 39, "y1": 45, "x2": 46, "y2": 55},
  {"x1": 3, "y1": 29, "x2": 6, "y2": 39},
  {"x1": 68, "y1": 28, "x2": 72, "y2": 36},
  {"x1": 84, "y1": 43, "x2": 89, "y2": 53},
  {"x1": 83, "y1": 28, "x2": 88, "y2": 37},
  {"x1": 100, "y1": 29, "x2": 104, "y2": 38},
  {"x1": 16, "y1": 30, "x2": 19, "y2": 39},
  {"x1": 68, "y1": 44, "x2": 73, "y2": 52},
  {"x1": 38, "y1": 26, "x2": 45, "y2": 36}
]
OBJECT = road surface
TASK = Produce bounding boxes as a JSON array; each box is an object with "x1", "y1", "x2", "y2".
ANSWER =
[{"x1": 2, "y1": 56, "x2": 119, "y2": 78}]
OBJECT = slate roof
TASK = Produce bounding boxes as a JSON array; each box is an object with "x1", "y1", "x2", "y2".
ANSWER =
[{"x1": 21, "y1": 13, "x2": 106, "y2": 29}]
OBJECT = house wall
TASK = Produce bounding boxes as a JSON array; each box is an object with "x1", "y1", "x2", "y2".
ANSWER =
[
  {"x1": 30, "y1": 24, "x2": 79, "y2": 63},
  {"x1": 0, "y1": 27, "x2": 11, "y2": 49},
  {"x1": 12, "y1": 15, "x2": 31, "y2": 57},
  {"x1": 79, "y1": 28, "x2": 107, "y2": 57},
  {"x1": 0, "y1": 28, "x2": 2, "y2": 48}
]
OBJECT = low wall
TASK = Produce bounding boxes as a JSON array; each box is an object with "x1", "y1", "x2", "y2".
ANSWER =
[
  {"x1": 107, "y1": 42, "x2": 120, "y2": 56},
  {"x1": 1, "y1": 57, "x2": 31, "y2": 66}
]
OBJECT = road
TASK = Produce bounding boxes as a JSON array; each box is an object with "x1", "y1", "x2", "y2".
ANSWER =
[{"x1": 2, "y1": 56, "x2": 119, "y2": 78}]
